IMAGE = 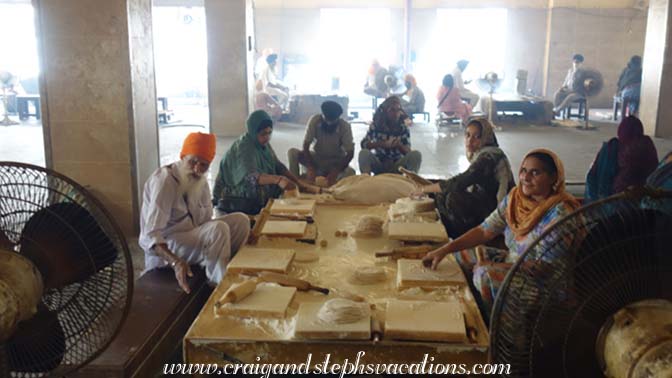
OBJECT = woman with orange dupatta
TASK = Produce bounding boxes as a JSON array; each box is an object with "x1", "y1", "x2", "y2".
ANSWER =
[{"x1": 423, "y1": 149, "x2": 580, "y2": 320}]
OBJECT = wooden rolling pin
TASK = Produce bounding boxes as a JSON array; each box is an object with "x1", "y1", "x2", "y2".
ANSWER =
[
  {"x1": 215, "y1": 279, "x2": 258, "y2": 308},
  {"x1": 269, "y1": 213, "x2": 315, "y2": 223},
  {"x1": 398, "y1": 167, "x2": 432, "y2": 186},
  {"x1": 459, "y1": 297, "x2": 479, "y2": 343},
  {"x1": 375, "y1": 245, "x2": 435, "y2": 259},
  {"x1": 257, "y1": 271, "x2": 329, "y2": 295},
  {"x1": 248, "y1": 201, "x2": 273, "y2": 244}
]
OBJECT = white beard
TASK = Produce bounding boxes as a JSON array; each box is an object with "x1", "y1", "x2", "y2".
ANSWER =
[{"x1": 175, "y1": 161, "x2": 207, "y2": 199}]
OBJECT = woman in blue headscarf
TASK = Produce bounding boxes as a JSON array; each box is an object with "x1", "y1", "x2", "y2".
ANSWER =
[{"x1": 213, "y1": 110, "x2": 319, "y2": 214}]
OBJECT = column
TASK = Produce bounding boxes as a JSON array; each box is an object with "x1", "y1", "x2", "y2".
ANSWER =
[
  {"x1": 640, "y1": 0, "x2": 672, "y2": 138},
  {"x1": 205, "y1": 0, "x2": 255, "y2": 137},
  {"x1": 34, "y1": 0, "x2": 159, "y2": 236}
]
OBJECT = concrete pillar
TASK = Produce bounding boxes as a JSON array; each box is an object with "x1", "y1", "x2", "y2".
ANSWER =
[
  {"x1": 34, "y1": 0, "x2": 159, "y2": 236},
  {"x1": 205, "y1": 0, "x2": 255, "y2": 137},
  {"x1": 640, "y1": 0, "x2": 672, "y2": 138}
]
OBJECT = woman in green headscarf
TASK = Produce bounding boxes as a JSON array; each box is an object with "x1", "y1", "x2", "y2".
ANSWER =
[{"x1": 213, "y1": 110, "x2": 319, "y2": 214}]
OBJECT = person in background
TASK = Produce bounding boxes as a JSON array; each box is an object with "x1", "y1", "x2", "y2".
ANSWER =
[
  {"x1": 254, "y1": 47, "x2": 274, "y2": 79},
  {"x1": 139, "y1": 132, "x2": 250, "y2": 293},
  {"x1": 212, "y1": 111, "x2": 320, "y2": 214},
  {"x1": 423, "y1": 149, "x2": 580, "y2": 319},
  {"x1": 399, "y1": 73, "x2": 426, "y2": 115},
  {"x1": 364, "y1": 59, "x2": 389, "y2": 98},
  {"x1": 412, "y1": 118, "x2": 514, "y2": 238},
  {"x1": 553, "y1": 53, "x2": 585, "y2": 114},
  {"x1": 259, "y1": 53, "x2": 290, "y2": 110},
  {"x1": 359, "y1": 96, "x2": 422, "y2": 175},
  {"x1": 451, "y1": 59, "x2": 479, "y2": 108},
  {"x1": 253, "y1": 80, "x2": 282, "y2": 122},
  {"x1": 288, "y1": 101, "x2": 355, "y2": 186},
  {"x1": 437, "y1": 74, "x2": 472, "y2": 123},
  {"x1": 585, "y1": 115, "x2": 658, "y2": 203},
  {"x1": 616, "y1": 55, "x2": 642, "y2": 117}
]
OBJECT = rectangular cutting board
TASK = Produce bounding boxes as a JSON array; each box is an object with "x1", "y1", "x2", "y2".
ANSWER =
[
  {"x1": 294, "y1": 302, "x2": 371, "y2": 340},
  {"x1": 388, "y1": 222, "x2": 449, "y2": 243},
  {"x1": 270, "y1": 199, "x2": 316, "y2": 215},
  {"x1": 261, "y1": 220, "x2": 308, "y2": 237},
  {"x1": 396, "y1": 258, "x2": 466, "y2": 289},
  {"x1": 385, "y1": 299, "x2": 467, "y2": 342},
  {"x1": 226, "y1": 247, "x2": 295, "y2": 274},
  {"x1": 215, "y1": 284, "x2": 297, "y2": 318}
]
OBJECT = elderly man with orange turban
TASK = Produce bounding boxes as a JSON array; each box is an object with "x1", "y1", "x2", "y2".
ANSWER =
[{"x1": 139, "y1": 132, "x2": 250, "y2": 293}]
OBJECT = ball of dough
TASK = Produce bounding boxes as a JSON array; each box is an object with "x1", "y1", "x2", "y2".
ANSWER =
[
  {"x1": 320, "y1": 239, "x2": 328, "y2": 248},
  {"x1": 350, "y1": 266, "x2": 387, "y2": 285},
  {"x1": 317, "y1": 298, "x2": 370, "y2": 324},
  {"x1": 341, "y1": 230, "x2": 348, "y2": 237},
  {"x1": 334, "y1": 230, "x2": 342, "y2": 237}
]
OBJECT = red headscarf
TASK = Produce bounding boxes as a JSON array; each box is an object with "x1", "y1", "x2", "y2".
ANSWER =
[{"x1": 614, "y1": 116, "x2": 659, "y2": 192}]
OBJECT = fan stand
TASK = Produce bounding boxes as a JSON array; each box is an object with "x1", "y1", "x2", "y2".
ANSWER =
[
  {"x1": 0, "y1": 87, "x2": 19, "y2": 126},
  {"x1": 487, "y1": 88, "x2": 501, "y2": 131}
]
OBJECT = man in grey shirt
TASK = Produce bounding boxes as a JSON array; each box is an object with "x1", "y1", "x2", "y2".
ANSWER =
[{"x1": 288, "y1": 101, "x2": 355, "y2": 186}]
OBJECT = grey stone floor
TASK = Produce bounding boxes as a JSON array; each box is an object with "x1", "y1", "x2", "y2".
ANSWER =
[
  {"x1": 3, "y1": 110, "x2": 672, "y2": 279},
  {"x1": 3, "y1": 109, "x2": 672, "y2": 185}
]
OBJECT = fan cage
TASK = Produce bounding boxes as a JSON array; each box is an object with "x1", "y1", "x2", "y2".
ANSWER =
[
  {"x1": 0, "y1": 162, "x2": 133, "y2": 377},
  {"x1": 489, "y1": 188, "x2": 672, "y2": 377}
]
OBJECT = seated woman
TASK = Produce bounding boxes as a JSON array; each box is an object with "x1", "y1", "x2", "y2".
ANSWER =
[
  {"x1": 423, "y1": 149, "x2": 580, "y2": 319},
  {"x1": 616, "y1": 55, "x2": 642, "y2": 116},
  {"x1": 254, "y1": 80, "x2": 282, "y2": 122},
  {"x1": 412, "y1": 118, "x2": 514, "y2": 238},
  {"x1": 585, "y1": 116, "x2": 658, "y2": 203},
  {"x1": 437, "y1": 74, "x2": 472, "y2": 123},
  {"x1": 400, "y1": 74, "x2": 426, "y2": 115},
  {"x1": 359, "y1": 96, "x2": 422, "y2": 175},
  {"x1": 212, "y1": 110, "x2": 319, "y2": 214}
]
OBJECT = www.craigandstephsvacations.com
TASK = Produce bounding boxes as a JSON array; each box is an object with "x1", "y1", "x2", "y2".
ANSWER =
[{"x1": 163, "y1": 352, "x2": 511, "y2": 376}]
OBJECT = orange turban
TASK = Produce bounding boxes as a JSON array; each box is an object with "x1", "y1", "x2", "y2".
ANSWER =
[{"x1": 180, "y1": 132, "x2": 216, "y2": 162}]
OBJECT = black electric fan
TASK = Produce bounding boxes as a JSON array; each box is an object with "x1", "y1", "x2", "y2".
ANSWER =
[
  {"x1": 489, "y1": 188, "x2": 672, "y2": 377},
  {"x1": 0, "y1": 162, "x2": 133, "y2": 377}
]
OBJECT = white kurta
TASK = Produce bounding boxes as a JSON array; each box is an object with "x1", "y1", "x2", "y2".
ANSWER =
[
  {"x1": 451, "y1": 66, "x2": 480, "y2": 108},
  {"x1": 139, "y1": 164, "x2": 250, "y2": 284}
]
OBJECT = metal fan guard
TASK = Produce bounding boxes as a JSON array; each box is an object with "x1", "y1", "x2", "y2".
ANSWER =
[
  {"x1": 0, "y1": 162, "x2": 133, "y2": 377},
  {"x1": 489, "y1": 188, "x2": 672, "y2": 377}
]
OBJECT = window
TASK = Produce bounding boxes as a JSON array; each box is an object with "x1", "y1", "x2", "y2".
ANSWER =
[{"x1": 415, "y1": 8, "x2": 508, "y2": 108}]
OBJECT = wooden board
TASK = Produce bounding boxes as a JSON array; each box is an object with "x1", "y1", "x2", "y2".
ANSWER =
[
  {"x1": 294, "y1": 302, "x2": 371, "y2": 340},
  {"x1": 396, "y1": 258, "x2": 466, "y2": 289},
  {"x1": 226, "y1": 248, "x2": 295, "y2": 274},
  {"x1": 385, "y1": 299, "x2": 467, "y2": 342},
  {"x1": 388, "y1": 222, "x2": 448, "y2": 243},
  {"x1": 261, "y1": 220, "x2": 308, "y2": 237},
  {"x1": 215, "y1": 284, "x2": 296, "y2": 318},
  {"x1": 270, "y1": 199, "x2": 316, "y2": 215}
]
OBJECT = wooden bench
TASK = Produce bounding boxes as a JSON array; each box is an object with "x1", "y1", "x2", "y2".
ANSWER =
[{"x1": 71, "y1": 267, "x2": 212, "y2": 378}]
